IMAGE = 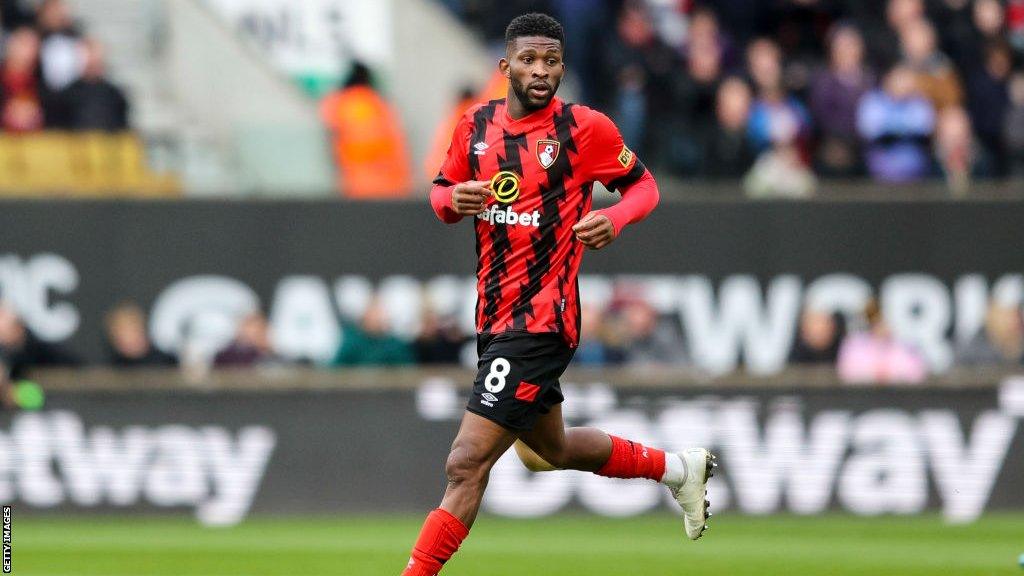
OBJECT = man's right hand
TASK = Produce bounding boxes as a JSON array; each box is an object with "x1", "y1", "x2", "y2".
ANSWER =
[{"x1": 451, "y1": 181, "x2": 492, "y2": 216}]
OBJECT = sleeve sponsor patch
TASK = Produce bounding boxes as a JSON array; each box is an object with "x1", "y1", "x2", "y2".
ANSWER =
[{"x1": 617, "y1": 145, "x2": 635, "y2": 169}]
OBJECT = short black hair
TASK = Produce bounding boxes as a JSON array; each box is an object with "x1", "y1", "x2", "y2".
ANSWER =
[{"x1": 505, "y1": 13, "x2": 564, "y2": 53}]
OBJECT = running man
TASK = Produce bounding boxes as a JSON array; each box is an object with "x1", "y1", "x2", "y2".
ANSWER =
[{"x1": 402, "y1": 13, "x2": 715, "y2": 576}]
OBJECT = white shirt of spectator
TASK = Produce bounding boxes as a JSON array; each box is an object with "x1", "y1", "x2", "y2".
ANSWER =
[{"x1": 41, "y1": 34, "x2": 85, "y2": 91}]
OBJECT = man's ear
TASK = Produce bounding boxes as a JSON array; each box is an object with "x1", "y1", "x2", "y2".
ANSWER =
[{"x1": 499, "y1": 58, "x2": 510, "y2": 78}]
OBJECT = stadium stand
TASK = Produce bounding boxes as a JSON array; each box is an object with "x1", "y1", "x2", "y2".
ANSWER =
[
  {"x1": 0, "y1": 0, "x2": 1019, "y2": 379},
  {"x1": 439, "y1": 0, "x2": 1024, "y2": 192},
  {"x1": 0, "y1": 0, "x2": 179, "y2": 195}
]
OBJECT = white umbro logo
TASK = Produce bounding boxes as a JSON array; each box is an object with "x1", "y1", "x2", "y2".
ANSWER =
[
  {"x1": 480, "y1": 392, "x2": 499, "y2": 407},
  {"x1": 473, "y1": 142, "x2": 489, "y2": 156}
]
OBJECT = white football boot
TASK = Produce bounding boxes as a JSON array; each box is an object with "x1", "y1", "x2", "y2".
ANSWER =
[{"x1": 667, "y1": 448, "x2": 717, "y2": 540}]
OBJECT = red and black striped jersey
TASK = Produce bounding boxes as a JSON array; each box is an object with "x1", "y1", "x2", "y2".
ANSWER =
[{"x1": 434, "y1": 97, "x2": 646, "y2": 347}]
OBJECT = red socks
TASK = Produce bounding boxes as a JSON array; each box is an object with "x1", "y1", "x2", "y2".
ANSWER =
[
  {"x1": 402, "y1": 508, "x2": 470, "y2": 576},
  {"x1": 596, "y1": 435, "x2": 666, "y2": 481},
  {"x1": 401, "y1": 437, "x2": 663, "y2": 574}
]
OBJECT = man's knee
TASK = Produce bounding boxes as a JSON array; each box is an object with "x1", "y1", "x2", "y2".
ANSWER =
[{"x1": 445, "y1": 440, "x2": 490, "y2": 488}]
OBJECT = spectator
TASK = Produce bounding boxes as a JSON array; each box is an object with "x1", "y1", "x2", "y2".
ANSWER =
[
  {"x1": 35, "y1": 0, "x2": 83, "y2": 93},
  {"x1": 768, "y1": 0, "x2": 835, "y2": 102},
  {"x1": 603, "y1": 1, "x2": 678, "y2": 162},
  {"x1": 745, "y1": 38, "x2": 811, "y2": 155},
  {"x1": 975, "y1": 0, "x2": 1009, "y2": 44},
  {"x1": 701, "y1": 76, "x2": 756, "y2": 178},
  {"x1": 414, "y1": 310, "x2": 469, "y2": 365},
  {"x1": 48, "y1": 38, "x2": 128, "y2": 131},
  {"x1": 838, "y1": 299, "x2": 927, "y2": 384},
  {"x1": 956, "y1": 302, "x2": 1024, "y2": 366},
  {"x1": 332, "y1": 299, "x2": 414, "y2": 367},
  {"x1": 671, "y1": 33, "x2": 724, "y2": 174},
  {"x1": 682, "y1": 7, "x2": 737, "y2": 72},
  {"x1": 789, "y1": 308, "x2": 846, "y2": 364},
  {"x1": 574, "y1": 303, "x2": 624, "y2": 366},
  {"x1": 744, "y1": 38, "x2": 814, "y2": 198},
  {"x1": 607, "y1": 3, "x2": 651, "y2": 146},
  {"x1": 320, "y1": 61, "x2": 412, "y2": 198},
  {"x1": 937, "y1": 0, "x2": 1003, "y2": 69},
  {"x1": 104, "y1": 302, "x2": 176, "y2": 367},
  {"x1": 899, "y1": 18, "x2": 963, "y2": 111},
  {"x1": 933, "y1": 105, "x2": 976, "y2": 194},
  {"x1": 0, "y1": 301, "x2": 79, "y2": 381},
  {"x1": 857, "y1": 65, "x2": 936, "y2": 183},
  {"x1": 644, "y1": 0, "x2": 688, "y2": 51},
  {"x1": 887, "y1": 0, "x2": 926, "y2": 32},
  {"x1": 966, "y1": 42, "x2": 1013, "y2": 176},
  {"x1": 809, "y1": 24, "x2": 874, "y2": 176},
  {"x1": 0, "y1": 26, "x2": 44, "y2": 132},
  {"x1": 213, "y1": 311, "x2": 279, "y2": 368},
  {"x1": 863, "y1": 0, "x2": 925, "y2": 68},
  {"x1": 613, "y1": 299, "x2": 688, "y2": 367},
  {"x1": 1005, "y1": 72, "x2": 1024, "y2": 176},
  {"x1": 960, "y1": 0, "x2": 1010, "y2": 67},
  {"x1": 743, "y1": 143, "x2": 817, "y2": 198}
]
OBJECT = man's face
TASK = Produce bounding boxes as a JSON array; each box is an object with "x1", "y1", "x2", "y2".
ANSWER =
[{"x1": 501, "y1": 36, "x2": 564, "y2": 111}]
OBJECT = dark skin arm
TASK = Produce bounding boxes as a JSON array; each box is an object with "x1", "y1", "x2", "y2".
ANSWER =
[
  {"x1": 449, "y1": 180, "x2": 493, "y2": 216},
  {"x1": 572, "y1": 212, "x2": 616, "y2": 250}
]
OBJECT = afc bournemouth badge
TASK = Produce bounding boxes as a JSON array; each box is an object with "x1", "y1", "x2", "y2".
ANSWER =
[{"x1": 537, "y1": 139, "x2": 560, "y2": 169}]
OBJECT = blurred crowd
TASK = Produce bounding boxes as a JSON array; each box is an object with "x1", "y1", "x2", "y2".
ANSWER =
[
  {"x1": 432, "y1": 0, "x2": 1024, "y2": 195},
  {"x1": 0, "y1": 0, "x2": 129, "y2": 133},
  {"x1": 576, "y1": 293, "x2": 1024, "y2": 384},
  {"x1": 2, "y1": 292, "x2": 1022, "y2": 392}
]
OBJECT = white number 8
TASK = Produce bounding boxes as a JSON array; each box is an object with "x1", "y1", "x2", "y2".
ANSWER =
[{"x1": 484, "y1": 358, "x2": 511, "y2": 393}]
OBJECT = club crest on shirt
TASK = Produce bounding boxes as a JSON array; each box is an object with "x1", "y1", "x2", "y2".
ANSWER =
[{"x1": 537, "y1": 139, "x2": 560, "y2": 169}]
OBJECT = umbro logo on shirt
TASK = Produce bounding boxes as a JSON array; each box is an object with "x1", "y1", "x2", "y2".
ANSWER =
[{"x1": 473, "y1": 142, "x2": 489, "y2": 156}]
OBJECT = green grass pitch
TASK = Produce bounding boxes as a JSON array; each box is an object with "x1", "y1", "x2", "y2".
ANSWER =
[{"x1": 10, "y1": 513, "x2": 1024, "y2": 575}]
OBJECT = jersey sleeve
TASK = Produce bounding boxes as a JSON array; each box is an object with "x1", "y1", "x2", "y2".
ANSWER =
[
  {"x1": 432, "y1": 110, "x2": 475, "y2": 186},
  {"x1": 581, "y1": 110, "x2": 647, "y2": 192}
]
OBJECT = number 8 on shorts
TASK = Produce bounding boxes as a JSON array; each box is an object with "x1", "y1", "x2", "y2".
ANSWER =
[{"x1": 484, "y1": 358, "x2": 510, "y2": 393}]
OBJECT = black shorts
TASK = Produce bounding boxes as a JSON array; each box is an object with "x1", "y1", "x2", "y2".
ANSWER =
[{"x1": 466, "y1": 331, "x2": 575, "y2": 431}]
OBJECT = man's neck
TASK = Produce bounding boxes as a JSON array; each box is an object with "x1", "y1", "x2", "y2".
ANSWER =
[
  {"x1": 506, "y1": 91, "x2": 529, "y2": 120},
  {"x1": 506, "y1": 91, "x2": 552, "y2": 120}
]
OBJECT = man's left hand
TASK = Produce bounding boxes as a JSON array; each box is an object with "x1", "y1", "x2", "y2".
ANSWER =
[{"x1": 572, "y1": 212, "x2": 616, "y2": 250}]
